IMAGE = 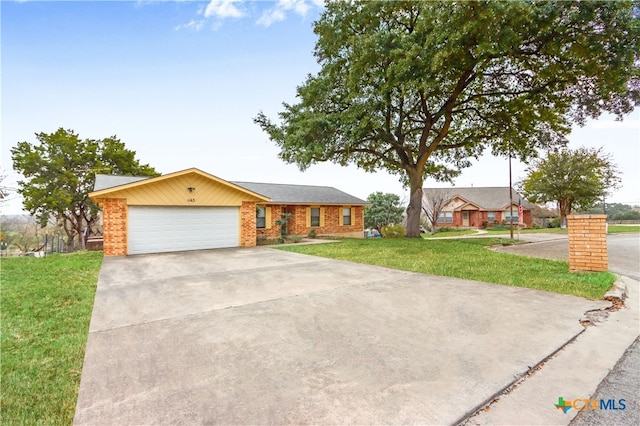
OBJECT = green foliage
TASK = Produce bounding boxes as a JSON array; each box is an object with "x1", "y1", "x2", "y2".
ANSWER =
[
  {"x1": 1, "y1": 251, "x2": 102, "y2": 425},
  {"x1": 307, "y1": 229, "x2": 317, "y2": 239},
  {"x1": 11, "y1": 128, "x2": 159, "y2": 250},
  {"x1": 519, "y1": 147, "x2": 621, "y2": 225},
  {"x1": 255, "y1": 1, "x2": 640, "y2": 238},
  {"x1": 279, "y1": 238, "x2": 614, "y2": 300},
  {"x1": 364, "y1": 192, "x2": 404, "y2": 229},
  {"x1": 612, "y1": 210, "x2": 640, "y2": 220},
  {"x1": 381, "y1": 224, "x2": 406, "y2": 238}
]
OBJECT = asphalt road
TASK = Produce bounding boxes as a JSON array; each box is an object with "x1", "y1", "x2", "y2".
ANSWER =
[
  {"x1": 492, "y1": 232, "x2": 640, "y2": 280},
  {"x1": 570, "y1": 337, "x2": 640, "y2": 426}
]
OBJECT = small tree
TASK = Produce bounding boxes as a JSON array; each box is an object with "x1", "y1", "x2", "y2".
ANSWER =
[
  {"x1": 11, "y1": 128, "x2": 159, "y2": 251},
  {"x1": 422, "y1": 189, "x2": 451, "y2": 234},
  {"x1": 519, "y1": 147, "x2": 621, "y2": 228},
  {"x1": 274, "y1": 213, "x2": 292, "y2": 243},
  {"x1": 364, "y1": 192, "x2": 404, "y2": 230}
]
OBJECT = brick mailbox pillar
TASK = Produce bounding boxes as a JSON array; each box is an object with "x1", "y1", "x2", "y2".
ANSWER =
[{"x1": 567, "y1": 215, "x2": 608, "y2": 272}]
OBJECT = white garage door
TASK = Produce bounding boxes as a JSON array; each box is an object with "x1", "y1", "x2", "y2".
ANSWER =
[{"x1": 128, "y1": 206, "x2": 239, "y2": 255}]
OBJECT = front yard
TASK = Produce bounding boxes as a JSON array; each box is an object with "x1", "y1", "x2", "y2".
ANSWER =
[
  {"x1": 0, "y1": 236, "x2": 619, "y2": 424},
  {"x1": 1, "y1": 251, "x2": 102, "y2": 425},
  {"x1": 280, "y1": 237, "x2": 615, "y2": 300}
]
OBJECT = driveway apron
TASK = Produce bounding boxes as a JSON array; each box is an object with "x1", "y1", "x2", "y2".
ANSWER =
[{"x1": 74, "y1": 247, "x2": 608, "y2": 425}]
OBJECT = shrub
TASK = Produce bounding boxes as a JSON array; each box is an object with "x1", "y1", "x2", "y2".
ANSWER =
[
  {"x1": 381, "y1": 224, "x2": 406, "y2": 238},
  {"x1": 612, "y1": 210, "x2": 640, "y2": 221},
  {"x1": 436, "y1": 226, "x2": 455, "y2": 233},
  {"x1": 547, "y1": 218, "x2": 561, "y2": 228},
  {"x1": 307, "y1": 229, "x2": 317, "y2": 238}
]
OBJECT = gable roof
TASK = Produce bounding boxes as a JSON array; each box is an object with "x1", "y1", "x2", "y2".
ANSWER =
[
  {"x1": 423, "y1": 187, "x2": 534, "y2": 210},
  {"x1": 90, "y1": 169, "x2": 367, "y2": 206},
  {"x1": 232, "y1": 181, "x2": 368, "y2": 205},
  {"x1": 90, "y1": 168, "x2": 269, "y2": 202},
  {"x1": 94, "y1": 174, "x2": 151, "y2": 192}
]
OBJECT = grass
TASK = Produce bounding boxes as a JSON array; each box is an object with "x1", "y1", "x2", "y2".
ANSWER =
[
  {"x1": 1, "y1": 251, "x2": 102, "y2": 426},
  {"x1": 608, "y1": 225, "x2": 640, "y2": 233},
  {"x1": 278, "y1": 238, "x2": 615, "y2": 300},
  {"x1": 485, "y1": 227, "x2": 568, "y2": 234},
  {"x1": 421, "y1": 229, "x2": 478, "y2": 238}
]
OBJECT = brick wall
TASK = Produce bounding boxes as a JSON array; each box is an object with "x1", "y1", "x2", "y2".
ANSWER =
[
  {"x1": 102, "y1": 198, "x2": 128, "y2": 256},
  {"x1": 567, "y1": 215, "x2": 608, "y2": 272},
  {"x1": 240, "y1": 201, "x2": 257, "y2": 247},
  {"x1": 256, "y1": 205, "x2": 365, "y2": 241}
]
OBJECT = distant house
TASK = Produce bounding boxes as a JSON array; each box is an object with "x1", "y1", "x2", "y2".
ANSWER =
[
  {"x1": 89, "y1": 168, "x2": 367, "y2": 256},
  {"x1": 422, "y1": 187, "x2": 534, "y2": 229}
]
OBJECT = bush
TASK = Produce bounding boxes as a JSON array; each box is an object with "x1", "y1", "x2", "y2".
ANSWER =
[
  {"x1": 547, "y1": 218, "x2": 561, "y2": 228},
  {"x1": 307, "y1": 229, "x2": 317, "y2": 238},
  {"x1": 612, "y1": 210, "x2": 640, "y2": 221},
  {"x1": 436, "y1": 226, "x2": 455, "y2": 233},
  {"x1": 381, "y1": 224, "x2": 406, "y2": 238}
]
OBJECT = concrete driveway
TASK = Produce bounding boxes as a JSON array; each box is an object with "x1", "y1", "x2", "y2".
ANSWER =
[{"x1": 74, "y1": 247, "x2": 608, "y2": 425}]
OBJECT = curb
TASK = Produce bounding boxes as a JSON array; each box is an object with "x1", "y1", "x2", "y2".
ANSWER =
[{"x1": 604, "y1": 275, "x2": 629, "y2": 303}]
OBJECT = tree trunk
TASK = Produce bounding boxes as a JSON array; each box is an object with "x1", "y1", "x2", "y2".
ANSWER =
[
  {"x1": 405, "y1": 171, "x2": 424, "y2": 238},
  {"x1": 558, "y1": 199, "x2": 571, "y2": 229}
]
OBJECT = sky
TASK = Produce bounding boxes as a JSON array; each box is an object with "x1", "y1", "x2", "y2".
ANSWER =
[{"x1": 2, "y1": 0, "x2": 639, "y2": 216}]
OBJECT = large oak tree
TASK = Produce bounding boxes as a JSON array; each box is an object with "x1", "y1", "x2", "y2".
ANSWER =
[
  {"x1": 11, "y1": 128, "x2": 159, "y2": 250},
  {"x1": 255, "y1": 1, "x2": 639, "y2": 237}
]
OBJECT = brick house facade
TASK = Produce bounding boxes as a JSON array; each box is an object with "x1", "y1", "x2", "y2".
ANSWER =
[
  {"x1": 423, "y1": 187, "x2": 534, "y2": 229},
  {"x1": 90, "y1": 169, "x2": 367, "y2": 256}
]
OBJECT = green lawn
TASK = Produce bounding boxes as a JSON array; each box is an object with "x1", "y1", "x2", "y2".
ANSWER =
[
  {"x1": 608, "y1": 225, "x2": 640, "y2": 233},
  {"x1": 421, "y1": 229, "x2": 478, "y2": 238},
  {"x1": 279, "y1": 238, "x2": 615, "y2": 299},
  {"x1": 1, "y1": 251, "x2": 102, "y2": 426},
  {"x1": 485, "y1": 227, "x2": 568, "y2": 234}
]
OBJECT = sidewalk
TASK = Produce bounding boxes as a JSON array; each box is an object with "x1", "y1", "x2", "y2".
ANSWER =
[{"x1": 463, "y1": 277, "x2": 640, "y2": 425}]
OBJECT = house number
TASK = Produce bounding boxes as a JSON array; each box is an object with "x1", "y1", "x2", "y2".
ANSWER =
[{"x1": 187, "y1": 198, "x2": 196, "y2": 203}]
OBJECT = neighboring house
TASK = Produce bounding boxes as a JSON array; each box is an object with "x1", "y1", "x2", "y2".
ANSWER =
[
  {"x1": 89, "y1": 168, "x2": 367, "y2": 256},
  {"x1": 422, "y1": 187, "x2": 534, "y2": 229}
]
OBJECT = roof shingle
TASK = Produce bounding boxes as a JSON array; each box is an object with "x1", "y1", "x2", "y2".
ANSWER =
[{"x1": 423, "y1": 187, "x2": 534, "y2": 210}]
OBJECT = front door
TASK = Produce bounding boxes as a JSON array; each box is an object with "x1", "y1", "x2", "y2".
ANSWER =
[{"x1": 462, "y1": 211, "x2": 469, "y2": 227}]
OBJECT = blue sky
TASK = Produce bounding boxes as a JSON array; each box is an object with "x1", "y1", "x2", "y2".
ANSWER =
[{"x1": 2, "y1": 0, "x2": 639, "y2": 215}]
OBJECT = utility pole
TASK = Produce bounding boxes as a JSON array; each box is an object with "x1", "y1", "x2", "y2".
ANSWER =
[{"x1": 509, "y1": 145, "x2": 514, "y2": 240}]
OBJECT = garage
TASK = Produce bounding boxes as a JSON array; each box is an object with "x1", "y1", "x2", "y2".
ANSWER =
[
  {"x1": 127, "y1": 206, "x2": 239, "y2": 255},
  {"x1": 89, "y1": 168, "x2": 270, "y2": 256}
]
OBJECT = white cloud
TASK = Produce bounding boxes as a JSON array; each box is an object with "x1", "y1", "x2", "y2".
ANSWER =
[
  {"x1": 174, "y1": 19, "x2": 206, "y2": 31},
  {"x1": 257, "y1": 8, "x2": 286, "y2": 27},
  {"x1": 258, "y1": 0, "x2": 317, "y2": 27},
  {"x1": 204, "y1": 0, "x2": 246, "y2": 19}
]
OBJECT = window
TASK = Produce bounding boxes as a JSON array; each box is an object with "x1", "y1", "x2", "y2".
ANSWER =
[
  {"x1": 504, "y1": 210, "x2": 519, "y2": 223},
  {"x1": 487, "y1": 211, "x2": 495, "y2": 223},
  {"x1": 311, "y1": 207, "x2": 320, "y2": 227},
  {"x1": 342, "y1": 207, "x2": 351, "y2": 225},
  {"x1": 256, "y1": 206, "x2": 266, "y2": 228},
  {"x1": 438, "y1": 211, "x2": 453, "y2": 223}
]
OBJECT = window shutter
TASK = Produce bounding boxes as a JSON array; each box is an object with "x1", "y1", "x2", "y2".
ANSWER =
[
  {"x1": 351, "y1": 207, "x2": 355, "y2": 226},
  {"x1": 306, "y1": 207, "x2": 311, "y2": 228},
  {"x1": 339, "y1": 207, "x2": 344, "y2": 226},
  {"x1": 266, "y1": 207, "x2": 272, "y2": 229},
  {"x1": 320, "y1": 207, "x2": 325, "y2": 227}
]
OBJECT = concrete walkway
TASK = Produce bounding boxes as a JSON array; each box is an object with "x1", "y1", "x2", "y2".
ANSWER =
[{"x1": 74, "y1": 247, "x2": 617, "y2": 425}]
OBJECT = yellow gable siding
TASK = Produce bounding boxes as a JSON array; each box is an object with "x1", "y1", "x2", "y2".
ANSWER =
[{"x1": 103, "y1": 174, "x2": 262, "y2": 206}]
